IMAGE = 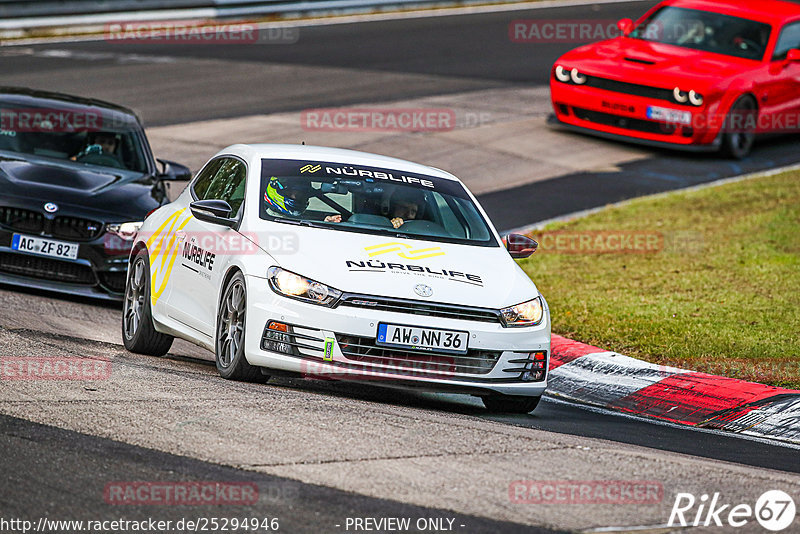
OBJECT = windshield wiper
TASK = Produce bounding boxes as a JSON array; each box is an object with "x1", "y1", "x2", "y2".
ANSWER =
[{"x1": 272, "y1": 217, "x2": 330, "y2": 229}]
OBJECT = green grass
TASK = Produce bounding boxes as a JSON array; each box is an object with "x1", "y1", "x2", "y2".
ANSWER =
[{"x1": 518, "y1": 169, "x2": 800, "y2": 388}]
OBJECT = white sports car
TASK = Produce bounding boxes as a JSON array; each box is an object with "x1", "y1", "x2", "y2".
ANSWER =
[{"x1": 122, "y1": 144, "x2": 550, "y2": 413}]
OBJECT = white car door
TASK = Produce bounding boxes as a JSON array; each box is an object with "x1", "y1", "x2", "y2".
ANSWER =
[{"x1": 166, "y1": 157, "x2": 248, "y2": 338}]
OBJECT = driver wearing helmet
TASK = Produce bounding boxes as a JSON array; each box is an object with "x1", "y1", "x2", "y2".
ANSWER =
[{"x1": 263, "y1": 177, "x2": 311, "y2": 217}]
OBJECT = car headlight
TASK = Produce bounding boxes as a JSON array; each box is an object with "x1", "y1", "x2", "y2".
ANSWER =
[
  {"x1": 500, "y1": 296, "x2": 544, "y2": 327},
  {"x1": 570, "y1": 68, "x2": 588, "y2": 84},
  {"x1": 267, "y1": 266, "x2": 342, "y2": 307},
  {"x1": 688, "y1": 90, "x2": 704, "y2": 106},
  {"x1": 106, "y1": 221, "x2": 142, "y2": 240},
  {"x1": 555, "y1": 65, "x2": 571, "y2": 83},
  {"x1": 673, "y1": 87, "x2": 689, "y2": 104}
]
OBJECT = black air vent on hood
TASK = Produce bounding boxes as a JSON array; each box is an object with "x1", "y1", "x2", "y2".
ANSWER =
[{"x1": 624, "y1": 56, "x2": 656, "y2": 65}]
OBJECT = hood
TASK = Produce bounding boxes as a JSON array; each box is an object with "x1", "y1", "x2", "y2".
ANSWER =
[
  {"x1": 0, "y1": 156, "x2": 160, "y2": 222},
  {"x1": 562, "y1": 38, "x2": 753, "y2": 90},
  {"x1": 264, "y1": 225, "x2": 540, "y2": 310}
]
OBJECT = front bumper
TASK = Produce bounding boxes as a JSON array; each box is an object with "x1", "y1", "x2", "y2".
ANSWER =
[
  {"x1": 548, "y1": 114, "x2": 722, "y2": 153},
  {"x1": 0, "y1": 229, "x2": 131, "y2": 300},
  {"x1": 244, "y1": 275, "x2": 551, "y2": 397},
  {"x1": 550, "y1": 81, "x2": 724, "y2": 150}
]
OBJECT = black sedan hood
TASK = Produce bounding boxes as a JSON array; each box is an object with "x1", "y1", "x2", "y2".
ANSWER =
[{"x1": 0, "y1": 156, "x2": 161, "y2": 222}]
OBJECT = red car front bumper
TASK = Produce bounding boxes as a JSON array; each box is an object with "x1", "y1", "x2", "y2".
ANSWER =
[{"x1": 550, "y1": 80, "x2": 726, "y2": 151}]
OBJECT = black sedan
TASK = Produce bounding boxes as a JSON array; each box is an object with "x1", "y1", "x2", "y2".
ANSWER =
[{"x1": 0, "y1": 87, "x2": 190, "y2": 300}]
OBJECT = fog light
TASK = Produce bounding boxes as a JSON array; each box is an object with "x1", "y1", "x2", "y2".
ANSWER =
[
  {"x1": 520, "y1": 351, "x2": 547, "y2": 381},
  {"x1": 262, "y1": 321, "x2": 294, "y2": 354},
  {"x1": 522, "y1": 370, "x2": 545, "y2": 382}
]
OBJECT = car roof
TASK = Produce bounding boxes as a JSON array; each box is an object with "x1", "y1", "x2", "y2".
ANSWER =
[
  {"x1": 661, "y1": 0, "x2": 800, "y2": 24},
  {"x1": 220, "y1": 143, "x2": 461, "y2": 182},
  {"x1": 0, "y1": 86, "x2": 142, "y2": 126}
]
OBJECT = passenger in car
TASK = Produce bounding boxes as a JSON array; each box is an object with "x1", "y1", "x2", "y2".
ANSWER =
[
  {"x1": 386, "y1": 188, "x2": 426, "y2": 229},
  {"x1": 323, "y1": 187, "x2": 426, "y2": 228}
]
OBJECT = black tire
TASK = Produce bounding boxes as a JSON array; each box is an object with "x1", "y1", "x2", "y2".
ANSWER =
[
  {"x1": 215, "y1": 271, "x2": 266, "y2": 382},
  {"x1": 122, "y1": 249, "x2": 174, "y2": 356},
  {"x1": 482, "y1": 394, "x2": 541, "y2": 414},
  {"x1": 721, "y1": 96, "x2": 757, "y2": 159}
]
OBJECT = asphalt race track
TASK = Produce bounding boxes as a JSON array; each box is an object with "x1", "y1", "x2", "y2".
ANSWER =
[
  {"x1": 2, "y1": 0, "x2": 800, "y2": 531},
  {"x1": 3, "y1": 0, "x2": 799, "y2": 229}
]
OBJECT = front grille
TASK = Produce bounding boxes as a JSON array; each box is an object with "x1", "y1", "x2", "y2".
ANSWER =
[
  {"x1": 0, "y1": 207, "x2": 103, "y2": 242},
  {"x1": 0, "y1": 207, "x2": 44, "y2": 234},
  {"x1": 339, "y1": 294, "x2": 501, "y2": 324},
  {"x1": 584, "y1": 75, "x2": 683, "y2": 105},
  {"x1": 98, "y1": 271, "x2": 127, "y2": 293},
  {"x1": 573, "y1": 107, "x2": 677, "y2": 136},
  {"x1": 52, "y1": 216, "x2": 103, "y2": 241},
  {"x1": 336, "y1": 334, "x2": 501, "y2": 375},
  {"x1": 0, "y1": 252, "x2": 95, "y2": 285}
]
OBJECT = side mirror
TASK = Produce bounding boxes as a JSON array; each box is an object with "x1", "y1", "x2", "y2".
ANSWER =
[
  {"x1": 157, "y1": 158, "x2": 192, "y2": 181},
  {"x1": 506, "y1": 233, "x2": 538, "y2": 259},
  {"x1": 787, "y1": 49, "x2": 800, "y2": 62},
  {"x1": 617, "y1": 18, "x2": 634, "y2": 37},
  {"x1": 190, "y1": 199, "x2": 237, "y2": 228}
]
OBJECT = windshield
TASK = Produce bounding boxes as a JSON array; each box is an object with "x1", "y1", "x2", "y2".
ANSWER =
[
  {"x1": 0, "y1": 102, "x2": 149, "y2": 172},
  {"x1": 259, "y1": 159, "x2": 499, "y2": 247},
  {"x1": 629, "y1": 6, "x2": 771, "y2": 60}
]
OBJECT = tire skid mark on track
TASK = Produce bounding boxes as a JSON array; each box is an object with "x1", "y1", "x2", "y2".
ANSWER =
[{"x1": 240, "y1": 445, "x2": 568, "y2": 469}]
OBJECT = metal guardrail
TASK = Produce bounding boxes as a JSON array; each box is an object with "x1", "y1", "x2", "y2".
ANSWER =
[
  {"x1": 0, "y1": 0, "x2": 439, "y2": 26},
  {"x1": 0, "y1": 1, "x2": 212, "y2": 18}
]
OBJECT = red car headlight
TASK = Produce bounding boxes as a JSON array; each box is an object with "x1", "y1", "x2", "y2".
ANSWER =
[
  {"x1": 570, "y1": 68, "x2": 588, "y2": 85},
  {"x1": 554, "y1": 65, "x2": 571, "y2": 83},
  {"x1": 674, "y1": 87, "x2": 704, "y2": 106}
]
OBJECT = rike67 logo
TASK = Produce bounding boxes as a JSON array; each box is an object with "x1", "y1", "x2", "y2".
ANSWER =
[{"x1": 669, "y1": 490, "x2": 796, "y2": 531}]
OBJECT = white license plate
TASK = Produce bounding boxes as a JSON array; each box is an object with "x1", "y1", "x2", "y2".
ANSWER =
[
  {"x1": 376, "y1": 323, "x2": 469, "y2": 355},
  {"x1": 647, "y1": 106, "x2": 692, "y2": 125},
  {"x1": 11, "y1": 234, "x2": 79, "y2": 260}
]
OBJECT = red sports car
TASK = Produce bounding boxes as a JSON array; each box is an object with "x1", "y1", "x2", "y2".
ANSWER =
[{"x1": 550, "y1": 0, "x2": 800, "y2": 158}]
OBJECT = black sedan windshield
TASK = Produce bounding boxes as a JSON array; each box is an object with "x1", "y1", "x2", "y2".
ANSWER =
[
  {"x1": 630, "y1": 7, "x2": 771, "y2": 60},
  {"x1": 0, "y1": 103, "x2": 148, "y2": 172}
]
